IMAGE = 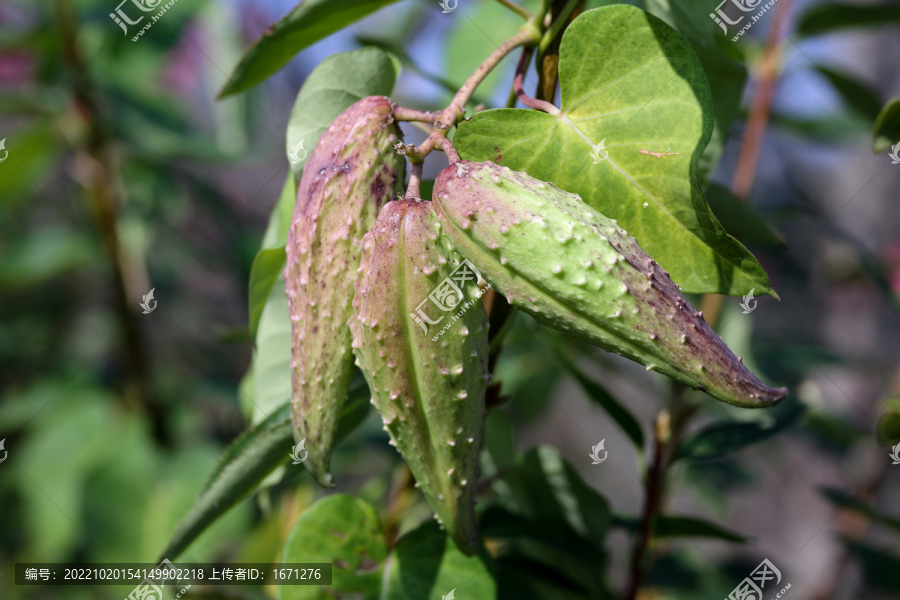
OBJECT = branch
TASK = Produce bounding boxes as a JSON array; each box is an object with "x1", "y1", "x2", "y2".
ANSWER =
[
  {"x1": 731, "y1": 0, "x2": 793, "y2": 199},
  {"x1": 625, "y1": 409, "x2": 670, "y2": 600},
  {"x1": 436, "y1": 136, "x2": 460, "y2": 163},
  {"x1": 392, "y1": 105, "x2": 441, "y2": 123},
  {"x1": 442, "y1": 27, "x2": 540, "y2": 126},
  {"x1": 392, "y1": 26, "x2": 540, "y2": 165},
  {"x1": 495, "y1": 0, "x2": 533, "y2": 20}
]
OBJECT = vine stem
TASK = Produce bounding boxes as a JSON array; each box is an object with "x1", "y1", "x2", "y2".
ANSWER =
[
  {"x1": 406, "y1": 162, "x2": 423, "y2": 198},
  {"x1": 624, "y1": 410, "x2": 669, "y2": 600},
  {"x1": 392, "y1": 27, "x2": 539, "y2": 164},
  {"x1": 436, "y1": 136, "x2": 461, "y2": 163},
  {"x1": 513, "y1": 48, "x2": 561, "y2": 115},
  {"x1": 495, "y1": 0, "x2": 533, "y2": 20},
  {"x1": 443, "y1": 27, "x2": 540, "y2": 127}
]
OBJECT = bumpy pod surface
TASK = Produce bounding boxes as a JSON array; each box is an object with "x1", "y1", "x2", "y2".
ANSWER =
[
  {"x1": 350, "y1": 199, "x2": 489, "y2": 555},
  {"x1": 284, "y1": 96, "x2": 406, "y2": 487},
  {"x1": 433, "y1": 161, "x2": 787, "y2": 408}
]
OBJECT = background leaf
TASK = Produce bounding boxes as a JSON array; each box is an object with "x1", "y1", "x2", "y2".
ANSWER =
[
  {"x1": 654, "y1": 515, "x2": 748, "y2": 542},
  {"x1": 842, "y1": 540, "x2": 900, "y2": 594},
  {"x1": 248, "y1": 246, "x2": 286, "y2": 339},
  {"x1": 220, "y1": 1, "x2": 401, "y2": 97},
  {"x1": 703, "y1": 183, "x2": 783, "y2": 247},
  {"x1": 876, "y1": 397, "x2": 900, "y2": 446},
  {"x1": 795, "y1": 3, "x2": 900, "y2": 38},
  {"x1": 161, "y1": 383, "x2": 369, "y2": 562},
  {"x1": 455, "y1": 5, "x2": 774, "y2": 297},
  {"x1": 821, "y1": 488, "x2": 900, "y2": 534},
  {"x1": 873, "y1": 97, "x2": 900, "y2": 153},
  {"x1": 499, "y1": 445, "x2": 610, "y2": 543},
  {"x1": 279, "y1": 495, "x2": 387, "y2": 600},
  {"x1": 815, "y1": 66, "x2": 882, "y2": 123},
  {"x1": 159, "y1": 405, "x2": 293, "y2": 561},
  {"x1": 284, "y1": 46, "x2": 401, "y2": 180},
  {"x1": 675, "y1": 401, "x2": 804, "y2": 461},
  {"x1": 559, "y1": 355, "x2": 644, "y2": 449}
]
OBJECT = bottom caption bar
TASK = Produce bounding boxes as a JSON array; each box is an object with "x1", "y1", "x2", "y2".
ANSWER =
[{"x1": 15, "y1": 562, "x2": 332, "y2": 586}]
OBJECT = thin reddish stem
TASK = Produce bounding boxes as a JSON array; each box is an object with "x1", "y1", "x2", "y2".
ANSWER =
[{"x1": 513, "y1": 48, "x2": 561, "y2": 115}]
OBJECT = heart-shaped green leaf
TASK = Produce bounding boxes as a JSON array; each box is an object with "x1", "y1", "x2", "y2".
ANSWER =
[
  {"x1": 645, "y1": 0, "x2": 747, "y2": 181},
  {"x1": 220, "y1": 1, "x2": 401, "y2": 98},
  {"x1": 455, "y1": 5, "x2": 775, "y2": 297}
]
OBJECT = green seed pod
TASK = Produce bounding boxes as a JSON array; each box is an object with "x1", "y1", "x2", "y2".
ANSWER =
[
  {"x1": 433, "y1": 160, "x2": 787, "y2": 408},
  {"x1": 350, "y1": 199, "x2": 490, "y2": 556},
  {"x1": 285, "y1": 96, "x2": 406, "y2": 488}
]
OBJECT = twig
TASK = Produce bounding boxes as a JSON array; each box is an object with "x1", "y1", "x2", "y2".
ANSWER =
[
  {"x1": 392, "y1": 27, "x2": 540, "y2": 165},
  {"x1": 406, "y1": 162, "x2": 423, "y2": 198},
  {"x1": 442, "y1": 28, "x2": 540, "y2": 127},
  {"x1": 731, "y1": 0, "x2": 792, "y2": 199},
  {"x1": 392, "y1": 106, "x2": 441, "y2": 123},
  {"x1": 513, "y1": 48, "x2": 561, "y2": 115},
  {"x1": 495, "y1": 0, "x2": 533, "y2": 20},
  {"x1": 625, "y1": 410, "x2": 670, "y2": 600},
  {"x1": 436, "y1": 136, "x2": 460, "y2": 163},
  {"x1": 53, "y1": 0, "x2": 168, "y2": 445}
]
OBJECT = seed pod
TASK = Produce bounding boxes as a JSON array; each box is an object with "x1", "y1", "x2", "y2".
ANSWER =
[
  {"x1": 433, "y1": 160, "x2": 787, "y2": 408},
  {"x1": 350, "y1": 199, "x2": 489, "y2": 555},
  {"x1": 285, "y1": 96, "x2": 406, "y2": 488}
]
